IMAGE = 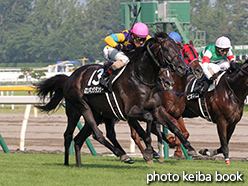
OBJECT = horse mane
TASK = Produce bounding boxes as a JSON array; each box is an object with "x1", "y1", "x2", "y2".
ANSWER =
[
  {"x1": 226, "y1": 61, "x2": 243, "y2": 74},
  {"x1": 126, "y1": 31, "x2": 169, "y2": 62}
]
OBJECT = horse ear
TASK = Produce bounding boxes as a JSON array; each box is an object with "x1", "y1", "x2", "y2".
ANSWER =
[
  {"x1": 189, "y1": 40, "x2": 194, "y2": 46},
  {"x1": 177, "y1": 42, "x2": 184, "y2": 49}
]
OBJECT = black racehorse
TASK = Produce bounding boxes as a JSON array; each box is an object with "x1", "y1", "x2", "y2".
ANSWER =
[
  {"x1": 125, "y1": 41, "x2": 203, "y2": 161},
  {"x1": 35, "y1": 32, "x2": 197, "y2": 167},
  {"x1": 182, "y1": 60, "x2": 248, "y2": 164}
]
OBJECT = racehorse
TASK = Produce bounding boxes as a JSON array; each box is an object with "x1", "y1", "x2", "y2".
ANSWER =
[
  {"x1": 35, "y1": 32, "x2": 198, "y2": 167},
  {"x1": 182, "y1": 60, "x2": 248, "y2": 164},
  {"x1": 126, "y1": 42, "x2": 203, "y2": 160}
]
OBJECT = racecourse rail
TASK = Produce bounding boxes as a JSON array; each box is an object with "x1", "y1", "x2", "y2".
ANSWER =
[
  {"x1": 0, "y1": 86, "x2": 98, "y2": 156},
  {"x1": 2, "y1": 86, "x2": 246, "y2": 158}
]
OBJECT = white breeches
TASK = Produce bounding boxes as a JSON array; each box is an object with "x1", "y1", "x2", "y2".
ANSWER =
[
  {"x1": 201, "y1": 60, "x2": 230, "y2": 79},
  {"x1": 103, "y1": 46, "x2": 130, "y2": 64}
]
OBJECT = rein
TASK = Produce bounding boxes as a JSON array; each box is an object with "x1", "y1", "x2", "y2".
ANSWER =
[{"x1": 146, "y1": 38, "x2": 180, "y2": 71}]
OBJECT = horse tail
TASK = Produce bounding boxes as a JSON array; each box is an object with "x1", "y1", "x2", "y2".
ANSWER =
[{"x1": 35, "y1": 74, "x2": 69, "y2": 113}]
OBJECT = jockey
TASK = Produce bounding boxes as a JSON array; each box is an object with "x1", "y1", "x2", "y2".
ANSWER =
[
  {"x1": 168, "y1": 32, "x2": 182, "y2": 44},
  {"x1": 100, "y1": 22, "x2": 151, "y2": 89},
  {"x1": 194, "y1": 36, "x2": 235, "y2": 95},
  {"x1": 168, "y1": 32, "x2": 199, "y2": 69}
]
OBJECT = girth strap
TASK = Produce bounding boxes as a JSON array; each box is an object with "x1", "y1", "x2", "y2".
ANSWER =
[
  {"x1": 105, "y1": 92, "x2": 127, "y2": 121},
  {"x1": 198, "y1": 97, "x2": 212, "y2": 122}
]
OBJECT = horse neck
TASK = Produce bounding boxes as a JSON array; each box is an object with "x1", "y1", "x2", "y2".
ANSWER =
[
  {"x1": 133, "y1": 56, "x2": 160, "y2": 86},
  {"x1": 226, "y1": 72, "x2": 248, "y2": 102},
  {"x1": 172, "y1": 72, "x2": 187, "y2": 92}
]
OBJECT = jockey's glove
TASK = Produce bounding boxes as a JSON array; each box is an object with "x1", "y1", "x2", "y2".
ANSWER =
[{"x1": 115, "y1": 43, "x2": 122, "y2": 51}]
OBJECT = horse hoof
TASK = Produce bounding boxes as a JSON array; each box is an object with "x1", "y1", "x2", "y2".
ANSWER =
[
  {"x1": 199, "y1": 148, "x2": 208, "y2": 156},
  {"x1": 165, "y1": 133, "x2": 175, "y2": 140},
  {"x1": 144, "y1": 151, "x2": 153, "y2": 161},
  {"x1": 225, "y1": 159, "x2": 230, "y2": 165},
  {"x1": 156, "y1": 157, "x2": 164, "y2": 163},
  {"x1": 153, "y1": 151, "x2": 160, "y2": 159},
  {"x1": 120, "y1": 154, "x2": 134, "y2": 164},
  {"x1": 146, "y1": 160, "x2": 154, "y2": 165},
  {"x1": 174, "y1": 153, "x2": 183, "y2": 160},
  {"x1": 188, "y1": 150, "x2": 198, "y2": 157}
]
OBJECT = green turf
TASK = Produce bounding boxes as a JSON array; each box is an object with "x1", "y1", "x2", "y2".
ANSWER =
[{"x1": 0, "y1": 153, "x2": 247, "y2": 186}]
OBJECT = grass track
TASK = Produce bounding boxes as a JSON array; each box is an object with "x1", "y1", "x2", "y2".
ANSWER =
[{"x1": 0, "y1": 153, "x2": 247, "y2": 186}]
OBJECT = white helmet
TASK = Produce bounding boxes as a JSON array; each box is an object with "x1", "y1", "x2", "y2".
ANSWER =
[{"x1": 215, "y1": 36, "x2": 231, "y2": 48}]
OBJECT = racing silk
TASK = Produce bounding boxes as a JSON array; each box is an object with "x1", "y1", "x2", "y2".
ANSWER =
[
  {"x1": 104, "y1": 30, "x2": 151, "y2": 52},
  {"x1": 199, "y1": 44, "x2": 235, "y2": 64}
]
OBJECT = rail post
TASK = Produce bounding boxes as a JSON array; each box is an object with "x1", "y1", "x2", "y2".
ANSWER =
[
  {"x1": 0, "y1": 134, "x2": 10, "y2": 153},
  {"x1": 163, "y1": 127, "x2": 169, "y2": 159}
]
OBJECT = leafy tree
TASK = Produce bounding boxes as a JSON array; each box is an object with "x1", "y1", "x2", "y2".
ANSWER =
[
  {"x1": 190, "y1": 0, "x2": 248, "y2": 45},
  {"x1": 19, "y1": 67, "x2": 33, "y2": 82},
  {"x1": 0, "y1": 0, "x2": 33, "y2": 63},
  {"x1": 30, "y1": 70, "x2": 46, "y2": 81}
]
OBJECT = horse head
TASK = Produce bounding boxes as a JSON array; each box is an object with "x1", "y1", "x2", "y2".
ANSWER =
[
  {"x1": 146, "y1": 32, "x2": 187, "y2": 77},
  {"x1": 224, "y1": 60, "x2": 248, "y2": 103},
  {"x1": 180, "y1": 43, "x2": 203, "y2": 79},
  {"x1": 158, "y1": 68, "x2": 174, "y2": 91}
]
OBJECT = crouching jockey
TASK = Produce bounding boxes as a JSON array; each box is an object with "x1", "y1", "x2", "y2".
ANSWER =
[
  {"x1": 100, "y1": 22, "x2": 151, "y2": 90},
  {"x1": 194, "y1": 36, "x2": 235, "y2": 96}
]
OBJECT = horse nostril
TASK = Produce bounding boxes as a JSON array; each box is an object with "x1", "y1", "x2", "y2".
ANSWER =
[{"x1": 177, "y1": 65, "x2": 187, "y2": 76}]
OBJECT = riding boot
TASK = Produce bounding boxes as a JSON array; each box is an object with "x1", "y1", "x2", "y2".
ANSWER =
[
  {"x1": 194, "y1": 76, "x2": 212, "y2": 96},
  {"x1": 100, "y1": 66, "x2": 114, "y2": 89}
]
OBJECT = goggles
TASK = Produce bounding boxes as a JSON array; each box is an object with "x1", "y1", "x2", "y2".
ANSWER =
[
  {"x1": 133, "y1": 35, "x2": 146, "y2": 42},
  {"x1": 217, "y1": 47, "x2": 229, "y2": 53}
]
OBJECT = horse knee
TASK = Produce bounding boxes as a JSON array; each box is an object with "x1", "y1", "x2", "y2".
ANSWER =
[
  {"x1": 64, "y1": 132, "x2": 73, "y2": 146},
  {"x1": 183, "y1": 131, "x2": 189, "y2": 139},
  {"x1": 92, "y1": 131, "x2": 104, "y2": 142},
  {"x1": 143, "y1": 112, "x2": 153, "y2": 123}
]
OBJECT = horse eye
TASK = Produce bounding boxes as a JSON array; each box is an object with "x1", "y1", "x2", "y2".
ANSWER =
[{"x1": 184, "y1": 52, "x2": 190, "y2": 60}]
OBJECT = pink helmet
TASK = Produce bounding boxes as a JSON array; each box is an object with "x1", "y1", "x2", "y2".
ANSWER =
[{"x1": 131, "y1": 22, "x2": 148, "y2": 38}]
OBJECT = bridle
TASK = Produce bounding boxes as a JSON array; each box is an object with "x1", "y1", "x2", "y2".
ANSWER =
[
  {"x1": 132, "y1": 37, "x2": 180, "y2": 89},
  {"x1": 146, "y1": 38, "x2": 180, "y2": 72},
  {"x1": 224, "y1": 64, "x2": 248, "y2": 103}
]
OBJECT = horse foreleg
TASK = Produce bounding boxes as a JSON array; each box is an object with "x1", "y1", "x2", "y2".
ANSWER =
[
  {"x1": 152, "y1": 121, "x2": 164, "y2": 163},
  {"x1": 129, "y1": 126, "x2": 145, "y2": 154},
  {"x1": 153, "y1": 106, "x2": 198, "y2": 157},
  {"x1": 127, "y1": 106, "x2": 154, "y2": 162},
  {"x1": 105, "y1": 118, "x2": 134, "y2": 164},
  {"x1": 173, "y1": 116, "x2": 189, "y2": 159},
  {"x1": 128, "y1": 120, "x2": 159, "y2": 162},
  {"x1": 216, "y1": 120, "x2": 229, "y2": 164}
]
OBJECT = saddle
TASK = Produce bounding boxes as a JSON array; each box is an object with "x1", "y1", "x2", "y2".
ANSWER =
[
  {"x1": 186, "y1": 71, "x2": 225, "y2": 121},
  {"x1": 186, "y1": 71, "x2": 225, "y2": 101}
]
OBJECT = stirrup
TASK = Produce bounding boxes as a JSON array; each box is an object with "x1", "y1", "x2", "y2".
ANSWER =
[
  {"x1": 100, "y1": 77, "x2": 109, "y2": 88},
  {"x1": 194, "y1": 84, "x2": 204, "y2": 93}
]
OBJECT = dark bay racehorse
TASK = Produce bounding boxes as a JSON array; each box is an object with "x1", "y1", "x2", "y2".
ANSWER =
[
  {"x1": 128, "y1": 42, "x2": 203, "y2": 160},
  {"x1": 182, "y1": 60, "x2": 248, "y2": 164},
  {"x1": 35, "y1": 32, "x2": 197, "y2": 167}
]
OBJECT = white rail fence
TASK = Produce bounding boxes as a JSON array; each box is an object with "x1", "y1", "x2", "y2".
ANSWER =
[{"x1": 0, "y1": 95, "x2": 48, "y2": 151}]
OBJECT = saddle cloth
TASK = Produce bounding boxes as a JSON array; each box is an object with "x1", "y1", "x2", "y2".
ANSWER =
[
  {"x1": 83, "y1": 67, "x2": 106, "y2": 94},
  {"x1": 186, "y1": 71, "x2": 225, "y2": 101},
  {"x1": 83, "y1": 65, "x2": 126, "y2": 94},
  {"x1": 83, "y1": 65, "x2": 127, "y2": 120}
]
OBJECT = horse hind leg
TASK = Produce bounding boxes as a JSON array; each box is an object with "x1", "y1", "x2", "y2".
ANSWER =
[
  {"x1": 73, "y1": 122, "x2": 93, "y2": 168},
  {"x1": 64, "y1": 104, "x2": 81, "y2": 166}
]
